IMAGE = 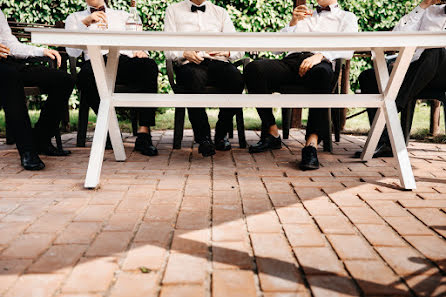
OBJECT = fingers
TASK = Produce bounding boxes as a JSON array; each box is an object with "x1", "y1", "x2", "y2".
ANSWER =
[
  {"x1": 45, "y1": 50, "x2": 55, "y2": 61},
  {"x1": 91, "y1": 12, "x2": 107, "y2": 24},
  {"x1": 0, "y1": 47, "x2": 10, "y2": 55},
  {"x1": 0, "y1": 43, "x2": 10, "y2": 59},
  {"x1": 0, "y1": 43, "x2": 10, "y2": 53},
  {"x1": 54, "y1": 51, "x2": 62, "y2": 68},
  {"x1": 192, "y1": 52, "x2": 204, "y2": 64},
  {"x1": 134, "y1": 51, "x2": 148, "y2": 58},
  {"x1": 95, "y1": 11, "x2": 107, "y2": 23},
  {"x1": 299, "y1": 59, "x2": 313, "y2": 77}
]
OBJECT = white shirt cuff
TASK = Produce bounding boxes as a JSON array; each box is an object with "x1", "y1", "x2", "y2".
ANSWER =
[
  {"x1": 34, "y1": 47, "x2": 45, "y2": 57},
  {"x1": 281, "y1": 25, "x2": 296, "y2": 33}
]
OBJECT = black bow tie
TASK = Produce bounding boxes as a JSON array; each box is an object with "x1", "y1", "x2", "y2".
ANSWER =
[
  {"x1": 90, "y1": 6, "x2": 106, "y2": 13},
  {"x1": 316, "y1": 5, "x2": 331, "y2": 13},
  {"x1": 191, "y1": 5, "x2": 206, "y2": 13}
]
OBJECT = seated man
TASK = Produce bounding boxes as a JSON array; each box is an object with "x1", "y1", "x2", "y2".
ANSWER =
[
  {"x1": 65, "y1": 0, "x2": 159, "y2": 156},
  {"x1": 0, "y1": 11, "x2": 75, "y2": 170},
  {"x1": 357, "y1": 0, "x2": 446, "y2": 158},
  {"x1": 164, "y1": 0, "x2": 245, "y2": 157},
  {"x1": 245, "y1": 0, "x2": 358, "y2": 170}
]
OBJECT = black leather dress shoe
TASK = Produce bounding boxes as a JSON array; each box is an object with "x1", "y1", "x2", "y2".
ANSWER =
[
  {"x1": 38, "y1": 142, "x2": 71, "y2": 157},
  {"x1": 354, "y1": 142, "x2": 393, "y2": 159},
  {"x1": 198, "y1": 138, "x2": 216, "y2": 157},
  {"x1": 249, "y1": 134, "x2": 282, "y2": 154},
  {"x1": 20, "y1": 151, "x2": 45, "y2": 171},
  {"x1": 134, "y1": 133, "x2": 158, "y2": 156},
  {"x1": 215, "y1": 137, "x2": 232, "y2": 151},
  {"x1": 300, "y1": 146, "x2": 320, "y2": 170}
]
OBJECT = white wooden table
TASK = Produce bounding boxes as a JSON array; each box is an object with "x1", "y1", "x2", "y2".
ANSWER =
[{"x1": 29, "y1": 29, "x2": 446, "y2": 190}]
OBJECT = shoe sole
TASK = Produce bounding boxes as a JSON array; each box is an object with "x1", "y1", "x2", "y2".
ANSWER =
[
  {"x1": 299, "y1": 163, "x2": 320, "y2": 171},
  {"x1": 201, "y1": 151, "x2": 216, "y2": 157},
  {"x1": 23, "y1": 165, "x2": 45, "y2": 171},
  {"x1": 134, "y1": 147, "x2": 159, "y2": 157}
]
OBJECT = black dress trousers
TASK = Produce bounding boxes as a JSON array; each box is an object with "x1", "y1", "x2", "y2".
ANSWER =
[
  {"x1": 174, "y1": 59, "x2": 244, "y2": 142},
  {"x1": 359, "y1": 48, "x2": 446, "y2": 144},
  {"x1": 78, "y1": 55, "x2": 159, "y2": 128},
  {"x1": 245, "y1": 53, "x2": 334, "y2": 139}
]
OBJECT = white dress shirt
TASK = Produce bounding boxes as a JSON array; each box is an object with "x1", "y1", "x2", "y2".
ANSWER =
[
  {"x1": 65, "y1": 4, "x2": 134, "y2": 60},
  {"x1": 164, "y1": 0, "x2": 244, "y2": 65},
  {"x1": 0, "y1": 11, "x2": 44, "y2": 59},
  {"x1": 281, "y1": 3, "x2": 359, "y2": 61},
  {"x1": 394, "y1": 4, "x2": 446, "y2": 62}
]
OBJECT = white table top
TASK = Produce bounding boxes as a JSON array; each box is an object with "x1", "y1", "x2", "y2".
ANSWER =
[{"x1": 29, "y1": 29, "x2": 446, "y2": 52}]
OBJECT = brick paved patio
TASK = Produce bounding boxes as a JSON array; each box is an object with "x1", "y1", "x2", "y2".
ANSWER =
[{"x1": 0, "y1": 129, "x2": 445, "y2": 297}]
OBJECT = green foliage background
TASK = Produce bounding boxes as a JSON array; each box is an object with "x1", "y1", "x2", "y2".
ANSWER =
[{"x1": 0, "y1": 0, "x2": 421, "y2": 97}]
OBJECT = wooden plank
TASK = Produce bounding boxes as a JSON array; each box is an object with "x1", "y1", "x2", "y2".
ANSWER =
[
  {"x1": 112, "y1": 93, "x2": 384, "y2": 108},
  {"x1": 29, "y1": 30, "x2": 446, "y2": 52}
]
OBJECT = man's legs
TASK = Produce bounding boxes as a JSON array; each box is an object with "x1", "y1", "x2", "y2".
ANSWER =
[
  {"x1": 115, "y1": 56, "x2": 159, "y2": 156},
  {"x1": 244, "y1": 58, "x2": 296, "y2": 153},
  {"x1": 300, "y1": 61, "x2": 334, "y2": 170},
  {"x1": 357, "y1": 48, "x2": 446, "y2": 158},
  {"x1": 175, "y1": 62, "x2": 216, "y2": 156},
  {"x1": 19, "y1": 65, "x2": 74, "y2": 156},
  {"x1": 0, "y1": 62, "x2": 45, "y2": 170},
  {"x1": 207, "y1": 60, "x2": 245, "y2": 150}
]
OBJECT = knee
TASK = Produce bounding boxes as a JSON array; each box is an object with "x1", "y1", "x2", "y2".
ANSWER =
[
  {"x1": 311, "y1": 65, "x2": 333, "y2": 89},
  {"x1": 424, "y1": 48, "x2": 443, "y2": 56},
  {"x1": 244, "y1": 61, "x2": 266, "y2": 87},
  {"x1": 226, "y1": 71, "x2": 245, "y2": 93},
  {"x1": 244, "y1": 61, "x2": 262, "y2": 79}
]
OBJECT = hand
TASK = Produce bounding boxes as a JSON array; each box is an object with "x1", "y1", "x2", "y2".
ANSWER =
[
  {"x1": 183, "y1": 51, "x2": 204, "y2": 64},
  {"x1": 420, "y1": 0, "x2": 441, "y2": 9},
  {"x1": 207, "y1": 51, "x2": 230, "y2": 58},
  {"x1": 134, "y1": 51, "x2": 149, "y2": 58},
  {"x1": 43, "y1": 49, "x2": 62, "y2": 68},
  {"x1": 0, "y1": 43, "x2": 10, "y2": 59},
  {"x1": 299, "y1": 53, "x2": 324, "y2": 77},
  {"x1": 290, "y1": 5, "x2": 309, "y2": 27},
  {"x1": 82, "y1": 11, "x2": 107, "y2": 27}
]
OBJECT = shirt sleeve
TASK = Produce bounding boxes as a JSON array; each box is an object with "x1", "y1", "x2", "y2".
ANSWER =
[
  {"x1": 319, "y1": 12, "x2": 359, "y2": 61},
  {"x1": 65, "y1": 13, "x2": 87, "y2": 58},
  {"x1": 393, "y1": 5, "x2": 425, "y2": 32},
  {"x1": 0, "y1": 11, "x2": 44, "y2": 59},
  {"x1": 281, "y1": 25, "x2": 297, "y2": 33},
  {"x1": 222, "y1": 10, "x2": 244, "y2": 61},
  {"x1": 164, "y1": 6, "x2": 184, "y2": 63}
]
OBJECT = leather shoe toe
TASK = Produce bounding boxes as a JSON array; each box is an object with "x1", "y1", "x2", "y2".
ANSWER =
[{"x1": 21, "y1": 151, "x2": 45, "y2": 171}]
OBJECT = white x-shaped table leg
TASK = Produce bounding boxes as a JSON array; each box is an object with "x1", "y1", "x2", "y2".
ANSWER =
[
  {"x1": 84, "y1": 46, "x2": 126, "y2": 189},
  {"x1": 361, "y1": 47, "x2": 417, "y2": 190}
]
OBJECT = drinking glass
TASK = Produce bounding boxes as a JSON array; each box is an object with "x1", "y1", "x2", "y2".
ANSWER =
[{"x1": 305, "y1": 4, "x2": 314, "y2": 16}]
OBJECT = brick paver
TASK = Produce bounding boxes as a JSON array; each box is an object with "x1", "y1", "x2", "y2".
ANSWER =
[{"x1": 1, "y1": 130, "x2": 446, "y2": 296}]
